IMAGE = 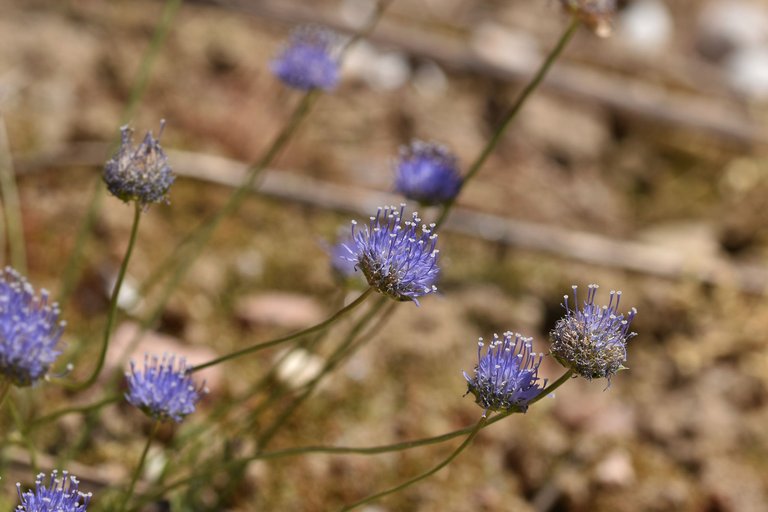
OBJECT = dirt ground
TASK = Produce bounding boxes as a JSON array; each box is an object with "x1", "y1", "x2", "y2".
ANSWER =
[{"x1": 1, "y1": 0, "x2": 768, "y2": 511}]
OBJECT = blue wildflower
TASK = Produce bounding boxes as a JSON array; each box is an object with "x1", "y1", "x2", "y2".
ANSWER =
[
  {"x1": 103, "y1": 120, "x2": 175, "y2": 209},
  {"x1": 394, "y1": 141, "x2": 462, "y2": 205},
  {"x1": 16, "y1": 470, "x2": 92, "y2": 512},
  {"x1": 343, "y1": 205, "x2": 439, "y2": 304},
  {"x1": 0, "y1": 267, "x2": 64, "y2": 387},
  {"x1": 125, "y1": 354, "x2": 207, "y2": 423},
  {"x1": 464, "y1": 332, "x2": 546, "y2": 414},
  {"x1": 271, "y1": 27, "x2": 340, "y2": 91},
  {"x1": 549, "y1": 284, "x2": 637, "y2": 381}
]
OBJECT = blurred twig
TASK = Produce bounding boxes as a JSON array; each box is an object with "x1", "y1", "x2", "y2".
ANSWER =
[
  {"x1": 203, "y1": 0, "x2": 767, "y2": 148},
  {"x1": 15, "y1": 147, "x2": 768, "y2": 295}
]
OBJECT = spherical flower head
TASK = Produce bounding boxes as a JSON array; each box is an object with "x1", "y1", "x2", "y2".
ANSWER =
[
  {"x1": 16, "y1": 470, "x2": 92, "y2": 512},
  {"x1": 561, "y1": 0, "x2": 615, "y2": 37},
  {"x1": 103, "y1": 120, "x2": 175, "y2": 209},
  {"x1": 464, "y1": 332, "x2": 546, "y2": 415},
  {"x1": 271, "y1": 26, "x2": 340, "y2": 91},
  {"x1": 394, "y1": 141, "x2": 463, "y2": 206},
  {"x1": 0, "y1": 267, "x2": 65, "y2": 387},
  {"x1": 125, "y1": 354, "x2": 207, "y2": 423},
  {"x1": 343, "y1": 204, "x2": 440, "y2": 304},
  {"x1": 549, "y1": 284, "x2": 637, "y2": 381}
]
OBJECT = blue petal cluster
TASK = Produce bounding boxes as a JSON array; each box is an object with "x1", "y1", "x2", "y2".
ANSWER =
[
  {"x1": 0, "y1": 267, "x2": 64, "y2": 387},
  {"x1": 342, "y1": 205, "x2": 439, "y2": 304},
  {"x1": 16, "y1": 470, "x2": 92, "y2": 512},
  {"x1": 464, "y1": 332, "x2": 546, "y2": 414},
  {"x1": 103, "y1": 120, "x2": 175, "y2": 209},
  {"x1": 271, "y1": 27, "x2": 340, "y2": 91},
  {"x1": 394, "y1": 141, "x2": 462, "y2": 205},
  {"x1": 125, "y1": 354, "x2": 207, "y2": 423},
  {"x1": 549, "y1": 284, "x2": 637, "y2": 381}
]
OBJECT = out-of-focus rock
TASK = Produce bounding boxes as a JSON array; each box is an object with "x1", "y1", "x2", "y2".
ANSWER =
[
  {"x1": 413, "y1": 60, "x2": 448, "y2": 98},
  {"x1": 107, "y1": 321, "x2": 223, "y2": 390},
  {"x1": 594, "y1": 449, "x2": 636, "y2": 488},
  {"x1": 618, "y1": 0, "x2": 673, "y2": 53},
  {"x1": 471, "y1": 23, "x2": 541, "y2": 70},
  {"x1": 343, "y1": 41, "x2": 411, "y2": 91},
  {"x1": 273, "y1": 348, "x2": 325, "y2": 390},
  {"x1": 235, "y1": 292, "x2": 324, "y2": 330},
  {"x1": 697, "y1": 0, "x2": 768, "y2": 61},
  {"x1": 726, "y1": 45, "x2": 768, "y2": 101}
]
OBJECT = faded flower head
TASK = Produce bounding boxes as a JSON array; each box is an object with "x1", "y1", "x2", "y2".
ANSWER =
[
  {"x1": 464, "y1": 332, "x2": 546, "y2": 414},
  {"x1": 394, "y1": 141, "x2": 462, "y2": 206},
  {"x1": 343, "y1": 204, "x2": 439, "y2": 304},
  {"x1": 271, "y1": 26, "x2": 340, "y2": 91},
  {"x1": 103, "y1": 120, "x2": 175, "y2": 209},
  {"x1": 125, "y1": 354, "x2": 207, "y2": 423},
  {"x1": 549, "y1": 284, "x2": 637, "y2": 381},
  {"x1": 329, "y1": 236, "x2": 360, "y2": 279},
  {"x1": 561, "y1": 0, "x2": 615, "y2": 37},
  {"x1": 16, "y1": 470, "x2": 92, "y2": 512},
  {"x1": 0, "y1": 267, "x2": 65, "y2": 387}
]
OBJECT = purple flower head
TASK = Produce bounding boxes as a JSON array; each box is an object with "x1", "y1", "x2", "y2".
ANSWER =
[
  {"x1": 549, "y1": 284, "x2": 637, "y2": 381},
  {"x1": 343, "y1": 205, "x2": 439, "y2": 305},
  {"x1": 103, "y1": 120, "x2": 175, "y2": 209},
  {"x1": 271, "y1": 27, "x2": 340, "y2": 91},
  {"x1": 0, "y1": 267, "x2": 65, "y2": 387},
  {"x1": 125, "y1": 354, "x2": 207, "y2": 423},
  {"x1": 16, "y1": 470, "x2": 92, "y2": 512},
  {"x1": 464, "y1": 332, "x2": 547, "y2": 415},
  {"x1": 394, "y1": 141, "x2": 462, "y2": 206}
]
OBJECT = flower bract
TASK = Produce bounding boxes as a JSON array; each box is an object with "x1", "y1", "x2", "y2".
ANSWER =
[
  {"x1": 16, "y1": 470, "x2": 92, "y2": 512},
  {"x1": 0, "y1": 267, "x2": 64, "y2": 387},
  {"x1": 464, "y1": 332, "x2": 546, "y2": 414},
  {"x1": 394, "y1": 140, "x2": 462, "y2": 206},
  {"x1": 549, "y1": 284, "x2": 637, "y2": 381},
  {"x1": 103, "y1": 120, "x2": 175, "y2": 209},
  {"x1": 125, "y1": 354, "x2": 207, "y2": 423},
  {"x1": 271, "y1": 27, "x2": 340, "y2": 91},
  {"x1": 342, "y1": 205, "x2": 439, "y2": 304}
]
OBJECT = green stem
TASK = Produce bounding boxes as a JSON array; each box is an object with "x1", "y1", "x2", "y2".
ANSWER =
[
  {"x1": 118, "y1": 422, "x2": 160, "y2": 512},
  {"x1": 433, "y1": 16, "x2": 581, "y2": 230},
  {"x1": 0, "y1": 116, "x2": 26, "y2": 273},
  {"x1": 190, "y1": 288, "x2": 374, "y2": 373},
  {"x1": 255, "y1": 297, "x2": 392, "y2": 449},
  {"x1": 8, "y1": 398, "x2": 38, "y2": 472},
  {"x1": 0, "y1": 378, "x2": 11, "y2": 411},
  {"x1": 68, "y1": 202, "x2": 142, "y2": 391},
  {"x1": 26, "y1": 395, "x2": 121, "y2": 431},
  {"x1": 57, "y1": 0, "x2": 182, "y2": 305},
  {"x1": 339, "y1": 417, "x2": 488, "y2": 511}
]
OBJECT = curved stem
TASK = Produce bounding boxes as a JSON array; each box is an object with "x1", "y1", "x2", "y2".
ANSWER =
[
  {"x1": 0, "y1": 116, "x2": 26, "y2": 273},
  {"x1": 58, "y1": 0, "x2": 182, "y2": 305},
  {"x1": 0, "y1": 378, "x2": 10, "y2": 411},
  {"x1": 68, "y1": 202, "x2": 142, "y2": 391},
  {"x1": 255, "y1": 297, "x2": 392, "y2": 449},
  {"x1": 26, "y1": 395, "x2": 121, "y2": 431},
  {"x1": 434, "y1": 16, "x2": 581, "y2": 230},
  {"x1": 339, "y1": 417, "x2": 488, "y2": 511},
  {"x1": 118, "y1": 421, "x2": 160, "y2": 512},
  {"x1": 190, "y1": 288, "x2": 374, "y2": 373}
]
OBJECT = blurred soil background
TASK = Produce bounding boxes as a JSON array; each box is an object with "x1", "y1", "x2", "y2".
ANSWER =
[{"x1": 2, "y1": 0, "x2": 768, "y2": 511}]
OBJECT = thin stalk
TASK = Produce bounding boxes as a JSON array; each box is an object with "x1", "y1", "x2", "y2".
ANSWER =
[
  {"x1": 190, "y1": 288, "x2": 374, "y2": 373},
  {"x1": 58, "y1": 0, "x2": 182, "y2": 305},
  {"x1": 8, "y1": 399, "x2": 38, "y2": 472},
  {"x1": 339, "y1": 417, "x2": 488, "y2": 511},
  {"x1": 255, "y1": 297, "x2": 392, "y2": 449},
  {"x1": 26, "y1": 395, "x2": 121, "y2": 431},
  {"x1": 118, "y1": 422, "x2": 160, "y2": 512},
  {"x1": 0, "y1": 378, "x2": 11, "y2": 411},
  {"x1": 68, "y1": 202, "x2": 142, "y2": 391},
  {"x1": 137, "y1": 0, "x2": 395, "y2": 301},
  {"x1": 433, "y1": 16, "x2": 581, "y2": 230},
  {"x1": 0, "y1": 116, "x2": 26, "y2": 272}
]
